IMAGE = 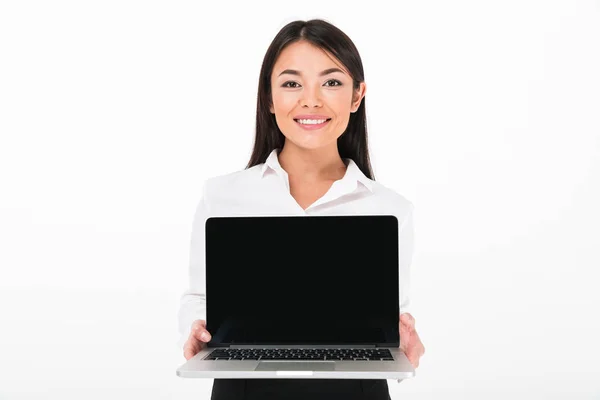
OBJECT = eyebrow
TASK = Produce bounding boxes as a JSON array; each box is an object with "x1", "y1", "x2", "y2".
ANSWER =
[{"x1": 277, "y1": 67, "x2": 345, "y2": 77}]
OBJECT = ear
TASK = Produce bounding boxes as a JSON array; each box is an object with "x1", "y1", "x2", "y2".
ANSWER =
[{"x1": 350, "y1": 82, "x2": 367, "y2": 113}]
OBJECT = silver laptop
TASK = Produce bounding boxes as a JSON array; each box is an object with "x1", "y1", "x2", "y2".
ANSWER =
[{"x1": 176, "y1": 215, "x2": 415, "y2": 380}]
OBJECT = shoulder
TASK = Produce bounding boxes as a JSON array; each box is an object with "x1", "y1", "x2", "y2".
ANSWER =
[
  {"x1": 367, "y1": 180, "x2": 415, "y2": 222},
  {"x1": 201, "y1": 164, "x2": 264, "y2": 198}
]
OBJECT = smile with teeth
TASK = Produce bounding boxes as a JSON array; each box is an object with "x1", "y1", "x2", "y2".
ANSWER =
[{"x1": 295, "y1": 118, "x2": 331, "y2": 125}]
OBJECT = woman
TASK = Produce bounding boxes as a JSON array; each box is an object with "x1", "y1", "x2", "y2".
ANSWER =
[{"x1": 178, "y1": 19, "x2": 425, "y2": 400}]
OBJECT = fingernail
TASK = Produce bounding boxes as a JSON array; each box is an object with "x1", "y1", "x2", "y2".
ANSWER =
[{"x1": 201, "y1": 332, "x2": 210, "y2": 341}]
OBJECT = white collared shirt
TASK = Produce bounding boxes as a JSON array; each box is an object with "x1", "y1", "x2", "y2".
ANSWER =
[{"x1": 177, "y1": 149, "x2": 415, "y2": 347}]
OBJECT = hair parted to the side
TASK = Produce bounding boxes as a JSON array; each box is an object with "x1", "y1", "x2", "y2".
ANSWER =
[{"x1": 245, "y1": 18, "x2": 375, "y2": 180}]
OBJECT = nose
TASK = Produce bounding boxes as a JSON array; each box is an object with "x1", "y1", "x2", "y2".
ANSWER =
[{"x1": 299, "y1": 84, "x2": 322, "y2": 108}]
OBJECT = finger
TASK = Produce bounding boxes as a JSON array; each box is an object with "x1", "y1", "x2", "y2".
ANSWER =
[
  {"x1": 191, "y1": 320, "x2": 212, "y2": 342},
  {"x1": 412, "y1": 330, "x2": 425, "y2": 356},
  {"x1": 399, "y1": 316, "x2": 411, "y2": 329},
  {"x1": 193, "y1": 328, "x2": 212, "y2": 342},
  {"x1": 399, "y1": 313, "x2": 409, "y2": 326},
  {"x1": 399, "y1": 327, "x2": 411, "y2": 352},
  {"x1": 408, "y1": 328, "x2": 420, "y2": 346},
  {"x1": 401, "y1": 325, "x2": 424, "y2": 367},
  {"x1": 399, "y1": 322, "x2": 411, "y2": 337},
  {"x1": 184, "y1": 346, "x2": 195, "y2": 360},
  {"x1": 183, "y1": 327, "x2": 206, "y2": 359},
  {"x1": 183, "y1": 340, "x2": 200, "y2": 360},
  {"x1": 400, "y1": 313, "x2": 415, "y2": 329},
  {"x1": 406, "y1": 332, "x2": 425, "y2": 365},
  {"x1": 399, "y1": 318, "x2": 413, "y2": 332},
  {"x1": 400, "y1": 318, "x2": 415, "y2": 334},
  {"x1": 404, "y1": 345, "x2": 420, "y2": 368},
  {"x1": 184, "y1": 345, "x2": 201, "y2": 360},
  {"x1": 410, "y1": 354, "x2": 420, "y2": 368},
  {"x1": 191, "y1": 319, "x2": 206, "y2": 332}
]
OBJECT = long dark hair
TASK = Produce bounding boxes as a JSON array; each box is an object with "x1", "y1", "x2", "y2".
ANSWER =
[{"x1": 245, "y1": 19, "x2": 375, "y2": 180}]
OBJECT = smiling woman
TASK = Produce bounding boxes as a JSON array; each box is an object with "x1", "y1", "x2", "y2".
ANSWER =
[
  {"x1": 269, "y1": 40, "x2": 366, "y2": 154},
  {"x1": 248, "y1": 20, "x2": 372, "y2": 181},
  {"x1": 179, "y1": 17, "x2": 424, "y2": 400},
  {"x1": 269, "y1": 49, "x2": 364, "y2": 148}
]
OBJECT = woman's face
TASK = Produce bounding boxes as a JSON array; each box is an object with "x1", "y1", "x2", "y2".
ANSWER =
[{"x1": 270, "y1": 41, "x2": 366, "y2": 151}]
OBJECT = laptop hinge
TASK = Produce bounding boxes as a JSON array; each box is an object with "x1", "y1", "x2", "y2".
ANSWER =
[{"x1": 228, "y1": 344, "x2": 378, "y2": 349}]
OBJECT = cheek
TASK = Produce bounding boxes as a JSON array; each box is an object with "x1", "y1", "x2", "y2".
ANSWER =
[
  {"x1": 325, "y1": 91, "x2": 353, "y2": 112},
  {"x1": 272, "y1": 91, "x2": 296, "y2": 112},
  {"x1": 328, "y1": 96, "x2": 351, "y2": 116}
]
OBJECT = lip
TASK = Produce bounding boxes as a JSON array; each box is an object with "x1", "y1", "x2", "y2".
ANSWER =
[
  {"x1": 293, "y1": 115, "x2": 331, "y2": 120},
  {"x1": 294, "y1": 118, "x2": 331, "y2": 131}
]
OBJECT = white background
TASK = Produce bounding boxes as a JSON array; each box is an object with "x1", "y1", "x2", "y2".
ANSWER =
[{"x1": 1, "y1": 1, "x2": 599, "y2": 399}]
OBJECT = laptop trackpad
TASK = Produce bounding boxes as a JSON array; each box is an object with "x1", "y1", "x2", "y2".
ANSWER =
[{"x1": 255, "y1": 362, "x2": 335, "y2": 371}]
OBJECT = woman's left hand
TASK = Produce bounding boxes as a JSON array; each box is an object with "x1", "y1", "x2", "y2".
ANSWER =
[{"x1": 399, "y1": 312, "x2": 425, "y2": 368}]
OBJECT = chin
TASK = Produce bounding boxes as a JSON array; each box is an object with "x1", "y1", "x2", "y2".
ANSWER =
[{"x1": 285, "y1": 137, "x2": 336, "y2": 151}]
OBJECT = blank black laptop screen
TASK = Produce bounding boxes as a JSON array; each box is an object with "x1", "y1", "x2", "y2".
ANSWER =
[{"x1": 205, "y1": 215, "x2": 400, "y2": 347}]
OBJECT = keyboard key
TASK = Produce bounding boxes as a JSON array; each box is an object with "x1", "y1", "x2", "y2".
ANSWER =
[{"x1": 206, "y1": 348, "x2": 393, "y2": 361}]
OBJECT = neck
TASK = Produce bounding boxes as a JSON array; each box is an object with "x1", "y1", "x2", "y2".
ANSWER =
[{"x1": 278, "y1": 141, "x2": 347, "y2": 182}]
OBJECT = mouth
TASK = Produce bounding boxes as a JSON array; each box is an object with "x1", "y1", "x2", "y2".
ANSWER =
[{"x1": 294, "y1": 118, "x2": 332, "y2": 130}]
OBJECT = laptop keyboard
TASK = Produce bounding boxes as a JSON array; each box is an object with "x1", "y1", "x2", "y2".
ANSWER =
[{"x1": 205, "y1": 348, "x2": 394, "y2": 361}]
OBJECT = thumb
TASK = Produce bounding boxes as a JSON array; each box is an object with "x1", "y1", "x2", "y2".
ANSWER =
[
  {"x1": 399, "y1": 323, "x2": 411, "y2": 351},
  {"x1": 400, "y1": 313, "x2": 415, "y2": 331}
]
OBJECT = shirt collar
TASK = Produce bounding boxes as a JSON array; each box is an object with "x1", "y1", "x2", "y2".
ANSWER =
[
  {"x1": 260, "y1": 148, "x2": 374, "y2": 193},
  {"x1": 260, "y1": 148, "x2": 284, "y2": 176}
]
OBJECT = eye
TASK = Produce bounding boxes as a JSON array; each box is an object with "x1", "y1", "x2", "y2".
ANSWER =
[
  {"x1": 282, "y1": 81, "x2": 300, "y2": 88},
  {"x1": 281, "y1": 80, "x2": 342, "y2": 88}
]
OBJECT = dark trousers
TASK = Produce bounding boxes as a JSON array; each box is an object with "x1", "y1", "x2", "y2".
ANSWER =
[{"x1": 210, "y1": 378, "x2": 391, "y2": 400}]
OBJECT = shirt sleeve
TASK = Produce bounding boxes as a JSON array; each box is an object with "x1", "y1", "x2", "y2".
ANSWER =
[
  {"x1": 177, "y1": 181, "x2": 210, "y2": 349},
  {"x1": 399, "y1": 204, "x2": 415, "y2": 316}
]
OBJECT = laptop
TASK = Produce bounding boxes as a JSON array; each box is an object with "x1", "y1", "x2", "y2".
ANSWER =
[{"x1": 176, "y1": 215, "x2": 416, "y2": 380}]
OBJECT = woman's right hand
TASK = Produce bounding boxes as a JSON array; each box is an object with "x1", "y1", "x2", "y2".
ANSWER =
[{"x1": 183, "y1": 319, "x2": 212, "y2": 360}]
